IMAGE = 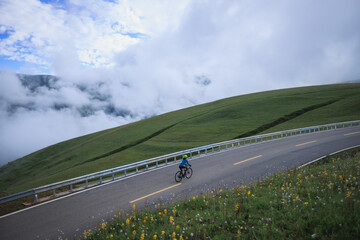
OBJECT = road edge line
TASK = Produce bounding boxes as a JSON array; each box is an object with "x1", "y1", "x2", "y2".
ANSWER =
[{"x1": 299, "y1": 144, "x2": 360, "y2": 169}]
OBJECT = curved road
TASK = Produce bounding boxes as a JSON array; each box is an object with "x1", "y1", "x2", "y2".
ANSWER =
[{"x1": 1, "y1": 126, "x2": 360, "y2": 240}]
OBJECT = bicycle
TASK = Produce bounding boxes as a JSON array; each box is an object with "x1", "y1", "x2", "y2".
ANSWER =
[{"x1": 175, "y1": 166, "x2": 193, "y2": 182}]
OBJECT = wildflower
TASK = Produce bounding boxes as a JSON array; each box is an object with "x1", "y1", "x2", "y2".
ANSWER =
[
  {"x1": 101, "y1": 223, "x2": 106, "y2": 230},
  {"x1": 247, "y1": 191, "x2": 251, "y2": 196},
  {"x1": 133, "y1": 204, "x2": 136, "y2": 212},
  {"x1": 219, "y1": 189, "x2": 223, "y2": 193},
  {"x1": 296, "y1": 196, "x2": 299, "y2": 201},
  {"x1": 304, "y1": 202, "x2": 309, "y2": 205},
  {"x1": 180, "y1": 234, "x2": 184, "y2": 240},
  {"x1": 170, "y1": 216, "x2": 174, "y2": 224},
  {"x1": 110, "y1": 234, "x2": 113, "y2": 238},
  {"x1": 346, "y1": 191, "x2": 351, "y2": 198},
  {"x1": 193, "y1": 196, "x2": 196, "y2": 201},
  {"x1": 281, "y1": 187, "x2": 284, "y2": 191},
  {"x1": 140, "y1": 233, "x2": 145, "y2": 240},
  {"x1": 176, "y1": 225, "x2": 180, "y2": 229},
  {"x1": 234, "y1": 203, "x2": 239, "y2": 211},
  {"x1": 161, "y1": 231, "x2": 165, "y2": 235},
  {"x1": 154, "y1": 234, "x2": 157, "y2": 239},
  {"x1": 164, "y1": 209, "x2": 168, "y2": 214},
  {"x1": 151, "y1": 216, "x2": 154, "y2": 221},
  {"x1": 133, "y1": 230, "x2": 136, "y2": 236},
  {"x1": 237, "y1": 229, "x2": 241, "y2": 239},
  {"x1": 159, "y1": 212, "x2": 162, "y2": 216},
  {"x1": 172, "y1": 208, "x2": 176, "y2": 215},
  {"x1": 172, "y1": 232, "x2": 176, "y2": 238},
  {"x1": 126, "y1": 218, "x2": 130, "y2": 225}
]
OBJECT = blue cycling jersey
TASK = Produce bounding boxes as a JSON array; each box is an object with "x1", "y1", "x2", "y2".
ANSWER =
[{"x1": 179, "y1": 158, "x2": 191, "y2": 167}]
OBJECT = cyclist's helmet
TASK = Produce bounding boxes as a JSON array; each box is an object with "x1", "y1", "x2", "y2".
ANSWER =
[{"x1": 184, "y1": 155, "x2": 188, "y2": 158}]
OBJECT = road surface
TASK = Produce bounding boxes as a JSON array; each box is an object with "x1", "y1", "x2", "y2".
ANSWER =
[{"x1": 0, "y1": 126, "x2": 359, "y2": 239}]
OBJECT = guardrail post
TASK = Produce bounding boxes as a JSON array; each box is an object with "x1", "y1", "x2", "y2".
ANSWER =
[
  {"x1": 146, "y1": 164, "x2": 149, "y2": 171},
  {"x1": 156, "y1": 161, "x2": 158, "y2": 168},
  {"x1": 125, "y1": 169, "x2": 127, "y2": 176},
  {"x1": 205, "y1": 148, "x2": 207, "y2": 154},
  {"x1": 212, "y1": 147, "x2": 214, "y2": 153},
  {"x1": 100, "y1": 176, "x2": 102, "y2": 184},
  {"x1": 226, "y1": 144, "x2": 228, "y2": 150},
  {"x1": 136, "y1": 167, "x2": 139, "y2": 173},
  {"x1": 34, "y1": 190, "x2": 38, "y2": 202},
  {"x1": 70, "y1": 184, "x2": 73, "y2": 192},
  {"x1": 112, "y1": 172, "x2": 115, "y2": 181},
  {"x1": 174, "y1": 156, "x2": 176, "y2": 163},
  {"x1": 86, "y1": 179, "x2": 88, "y2": 188},
  {"x1": 53, "y1": 189, "x2": 56, "y2": 196}
]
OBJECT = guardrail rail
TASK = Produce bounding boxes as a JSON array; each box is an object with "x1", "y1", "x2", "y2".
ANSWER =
[{"x1": 0, "y1": 120, "x2": 359, "y2": 204}]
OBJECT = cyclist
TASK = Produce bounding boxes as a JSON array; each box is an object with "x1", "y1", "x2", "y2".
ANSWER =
[{"x1": 179, "y1": 154, "x2": 191, "y2": 177}]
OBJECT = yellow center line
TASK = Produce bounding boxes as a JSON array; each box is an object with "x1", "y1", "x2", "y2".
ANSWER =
[
  {"x1": 296, "y1": 140, "x2": 317, "y2": 147},
  {"x1": 344, "y1": 131, "x2": 360, "y2": 136},
  {"x1": 130, "y1": 183, "x2": 182, "y2": 204},
  {"x1": 234, "y1": 155, "x2": 262, "y2": 165}
]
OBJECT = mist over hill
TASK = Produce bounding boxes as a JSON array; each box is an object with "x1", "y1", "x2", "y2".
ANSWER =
[{"x1": 0, "y1": 71, "x2": 213, "y2": 165}]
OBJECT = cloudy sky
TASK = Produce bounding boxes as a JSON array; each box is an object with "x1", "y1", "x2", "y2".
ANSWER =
[{"x1": 0, "y1": 0, "x2": 360, "y2": 165}]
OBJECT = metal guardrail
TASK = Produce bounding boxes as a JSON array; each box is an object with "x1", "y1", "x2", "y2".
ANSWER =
[{"x1": 1, "y1": 120, "x2": 359, "y2": 204}]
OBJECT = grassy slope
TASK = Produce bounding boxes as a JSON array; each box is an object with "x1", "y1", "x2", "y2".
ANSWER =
[
  {"x1": 0, "y1": 84, "x2": 359, "y2": 194},
  {"x1": 81, "y1": 148, "x2": 360, "y2": 240}
]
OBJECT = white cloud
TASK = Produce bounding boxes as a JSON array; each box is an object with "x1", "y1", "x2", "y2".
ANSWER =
[{"x1": 0, "y1": 0, "x2": 360, "y2": 164}]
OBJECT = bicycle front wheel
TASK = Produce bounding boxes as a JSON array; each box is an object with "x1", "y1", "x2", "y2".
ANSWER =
[
  {"x1": 175, "y1": 171, "x2": 182, "y2": 182},
  {"x1": 185, "y1": 168, "x2": 193, "y2": 179}
]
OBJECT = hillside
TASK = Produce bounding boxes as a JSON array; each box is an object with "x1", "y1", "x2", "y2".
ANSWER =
[{"x1": 0, "y1": 84, "x2": 360, "y2": 195}]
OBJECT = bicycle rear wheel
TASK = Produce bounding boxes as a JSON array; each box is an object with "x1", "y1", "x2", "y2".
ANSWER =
[
  {"x1": 175, "y1": 171, "x2": 182, "y2": 182},
  {"x1": 185, "y1": 168, "x2": 193, "y2": 179}
]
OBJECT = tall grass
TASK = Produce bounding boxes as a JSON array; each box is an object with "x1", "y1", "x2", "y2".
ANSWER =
[{"x1": 78, "y1": 148, "x2": 360, "y2": 240}]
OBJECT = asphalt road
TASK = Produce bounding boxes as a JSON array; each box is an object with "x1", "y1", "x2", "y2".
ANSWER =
[{"x1": 1, "y1": 126, "x2": 360, "y2": 240}]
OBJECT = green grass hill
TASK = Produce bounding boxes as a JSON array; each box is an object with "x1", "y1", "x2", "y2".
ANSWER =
[{"x1": 1, "y1": 84, "x2": 360, "y2": 195}]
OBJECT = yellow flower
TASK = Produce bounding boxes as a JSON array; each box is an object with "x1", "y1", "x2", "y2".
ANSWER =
[
  {"x1": 140, "y1": 233, "x2": 145, "y2": 240},
  {"x1": 133, "y1": 230, "x2": 136, "y2": 236},
  {"x1": 172, "y1": 208, "x2": 176, "y2": 215},
  {"x1": 151, "y1": 216, "x2": 154, "y2": 221},
  {"x1": 296, "y1": 196, "x2": 299, "y2": 201},
  {"x1": 133, "y1": 203, "x2": 136, "y2": 211},
  {"x1": 176, "y1": 225, "x2": 180, "y2": 229},
  {"x1": 180, "y1": 234, "x2": 184, "y2": 240},
  {"x1": 346, "y1": 191, "x2": 351, "y2": 198},
  {"x1": 161, "y1": 231, "x2": 165, "y2": 235},
  {"x1": 234, "y1": 203, "x2": 239, "y2": 211},
  {"x1": 193, "y1": 196, "x2": 196, "y2": 201},
  {"x1": 101, "y1": 223, "x2": 106, "y2": 230},
  {"x1": 164, "y1": 209, "x2": 168, "y2": 214},
  {"x1": 110, "y1": 234, "x2": 113, "y2": 238},
  {"x1": 281, "y1": 187, "x2": 284, "y2": 191},
  {"x1": 172, "y1": 232, "x2": 176, "y2": 238},
  {"x1": 170, "y1": 216, "x2": 174, "y2": 223},
  {"x1": 247, "y1": 191, "x2": 251, "y2": 196},
  {"x1": 153, "y1": 234, "x2": 157, "y2": 239},
  {"x1": 304, "y1": 202, "x2": 309, "y2": 205},
  {"x1": 126, "y1": 218, "x2": 130, "y2": 225},
  {"x1": 159, "y1": 212, "x2": 162, "y2": 216}
]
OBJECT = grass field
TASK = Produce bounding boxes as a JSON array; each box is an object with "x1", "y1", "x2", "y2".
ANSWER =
[
  {"x1": 0, "y1": 83, "x2": 359, "y2": 195},
  {"x1": 77, "y1": 148, "x2": 360, "y2": 240}
]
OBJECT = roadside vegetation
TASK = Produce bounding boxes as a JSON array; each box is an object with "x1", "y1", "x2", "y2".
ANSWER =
[
  {"x1": 1, "y1": 84, "x2": 360, "y2": 195},
  {"x1": 78, "y1": 148, "x2": 360, "y2": 240}
]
